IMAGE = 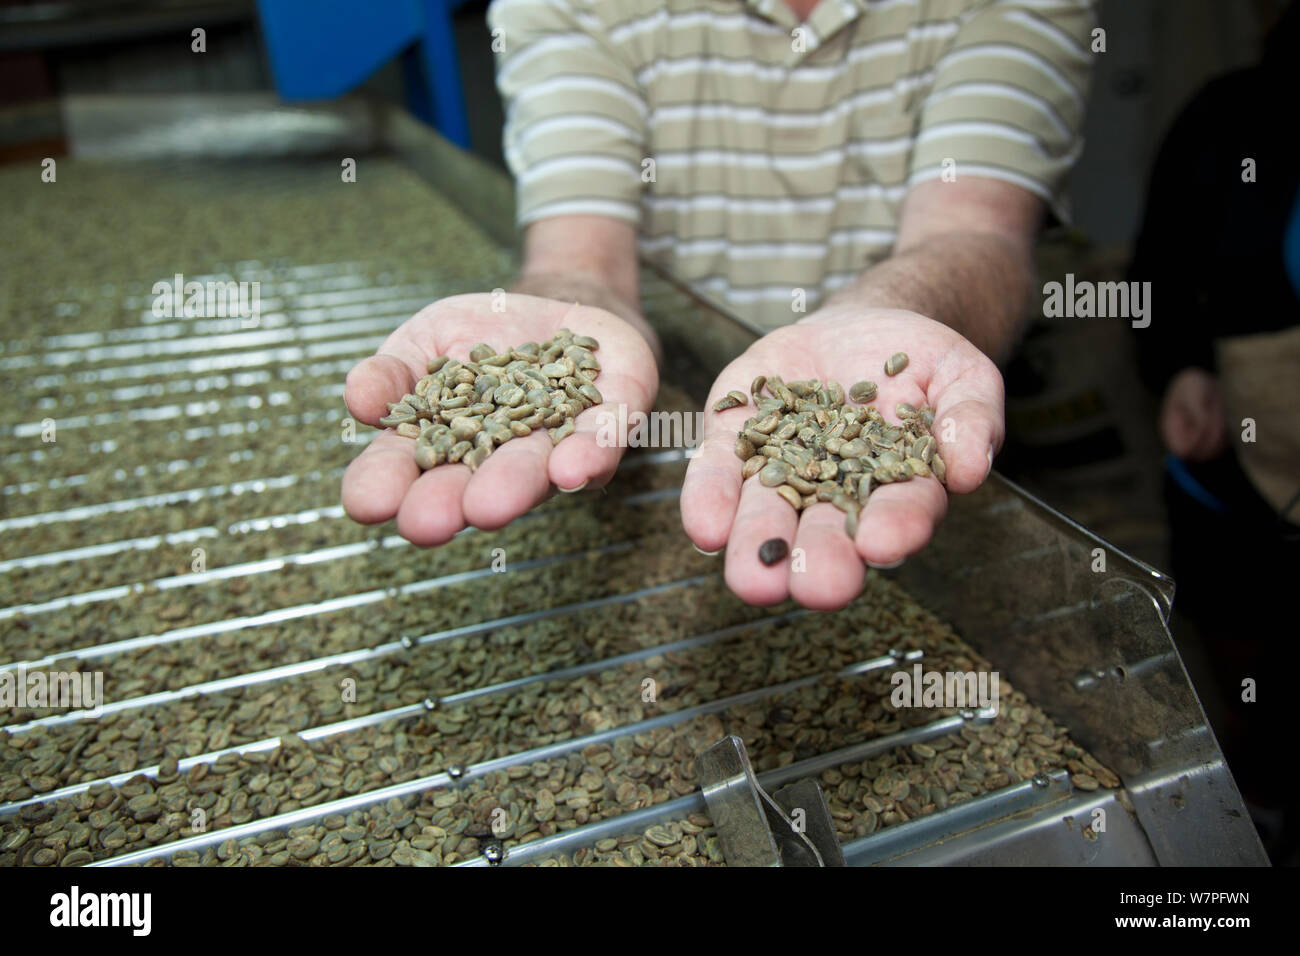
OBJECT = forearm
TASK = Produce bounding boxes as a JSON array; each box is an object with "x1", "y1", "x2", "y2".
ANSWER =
[
  {"x1": 512, "y1": 215, "x2": 662, "y2": 365},
  {"x1": 818, "y1": 232, "x2": 1036, "y2": 365},
  {"x1": 509, "y1": 271, "x2": 661, "y2": 363}
]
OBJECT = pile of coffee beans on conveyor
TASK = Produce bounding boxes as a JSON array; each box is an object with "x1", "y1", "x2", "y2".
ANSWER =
[
  {"x1": 380, "y1": 330, "x2": 603, "y2": 472},
  {"x1": 516, "y1": 678, "x2": 1123, "y2": 867},
  {"x1": 1, "y1": 158, "x2": 1130, "y2": 870}
]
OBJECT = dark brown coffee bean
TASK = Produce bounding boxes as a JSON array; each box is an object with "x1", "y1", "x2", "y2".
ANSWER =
[{"x1": 758, "y1": 538, "x2": 789, "y2": 566}]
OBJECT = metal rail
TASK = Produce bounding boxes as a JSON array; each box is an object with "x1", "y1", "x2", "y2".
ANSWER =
[
  {"x1": 4, "y1": 383, "x2": 344, "y2": 437},
  {"x1": 1, "y1": 450, "x2": 688, "y2": 568},
  {"x1": 4, "y1": 338, "x2": 382, "y2": 388},
  {"x1": 21, "y1": 354, "x2": 355, "y2": 395},
  {"x1": 0, "y1": 527, "x2": 222, "y2": 572},
  {"x1": 3, "y1": 443, "x2": 687, "y2": 531},
  {"x1": 0, "y1": 605, "x2": 810, "y2": 814},
  {"x1": 14, "y1": 267, "x2": 511, "y2": 350},
  {"x1": 839, "y1": 770, "x2": 1073, "y2": 865},
  {"x1": 26, "y1": 357, "x2": 353, "y2": 407},
  {"x1": 2, "y1": 570, "x2": 728, "y2": 732},
  {"x1": 2, "y1": 276, "x2": 506, "y2": 361},
  {"x1": 3, "y1": 416, "x2": 364, "y2": 479},
  {"x1": 88, "y1": 651, "x2": 929, "y2": 867},
  {"x1": 459, "y1": 709, "x2": 1003, "y2": 867},
  {"x1": 5, "y1": 318, "x2": 402, "y2": 374},
  {"x1": 21, "y1": 286, "x2": 437, "y2": 352},
  {"x1": 0, "y1": 485, "x2": 685, "y2": 620},
  {"x1": 0, "y1": 469, "x2": 342, "y2": 531},
  {"x1": 2, "y1": 537, "x2": 646, "y2": 673},
  {"x1": 3, "y1": 273, "x2": 513, "y2": 388}
]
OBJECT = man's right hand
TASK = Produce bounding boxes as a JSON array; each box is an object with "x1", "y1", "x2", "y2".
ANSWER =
[{"x1": 341, "y1": 292, "x2": 658, "y2": 545}]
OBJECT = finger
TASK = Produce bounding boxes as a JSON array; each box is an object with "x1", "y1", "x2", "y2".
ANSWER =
[
  {"x1": 927, "y1": 365, "x2": 1005, "y2": 493},
  {"x1": 1179, "y1": 400, "x2": 1211, "y2": 458},
  {"x1": 854, "y1": 476, "x2": 948, "y2": 567},
  {"x1": 1193, "y1": 412, "x2": 1226, "y2": 461},
  {"x1": 788, "y1": 503, "x2": 866, "y2": 610},
  {"x1": 1162, "y1": 401, "x2": 1196, "y2": 458},
  {"x1": 576, "y1": 452, "x2": 621, "y2": 492},
  {"x1": 1196, "y1": 382, "x2": 1220, "y2": 418},
  {"x1": 681, "y1": 435, "x2": 744, "y2": 551},
  {"x1": 547, "y1": 428, "x2": 623, "y2": 492},
  {"x1": 549, "y1": 364, "x2": 653, "y2": 491},
  {"x1": 345, "y1": 354, "x2": 420, "y2": 427},
  {"x1": 395, "y1": 464, "x2": 472, "y2": 546},
  {"x1": 1205, "y1": 409, "x2": 1227, "y2": 453},
  {"x1": 1158, "y1": 401, "x2": 1178, "y2": 451},
  {"x1": 874, "y1": 380, "x2": 931, "y2": 422},
  {"x1": 931, "y1": 396, "x2": 999, "y2": 492},
  {"x1": 680, "y1": 406, "x2": 753, "y2": 551},
  {"x1": 723, "y1": 479, "x2": 799, "y2": 606},
  {"x1": 462, "y1": 430, "x2": 555, "y2": 529},
  {"x1": 340, "y1": 431, "x2": 420, "y2": 524}
]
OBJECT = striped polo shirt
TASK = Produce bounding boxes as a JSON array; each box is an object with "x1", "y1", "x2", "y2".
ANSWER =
[{"x1": 489, "y1": 0, "x2": 1096, "y2": 329}]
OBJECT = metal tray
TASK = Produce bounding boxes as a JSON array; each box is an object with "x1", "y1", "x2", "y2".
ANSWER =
[{"x1": 0, "y1": 93, "x2": 1265, "y2": 866}]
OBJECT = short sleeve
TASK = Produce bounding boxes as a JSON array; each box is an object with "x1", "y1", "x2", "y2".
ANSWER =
[
  {"x1": 488, "y1": 0, "x2": 648, "y2": 227},
  {"x1": 908, "y1": 0, "x2": 1097, "y2": 222}
]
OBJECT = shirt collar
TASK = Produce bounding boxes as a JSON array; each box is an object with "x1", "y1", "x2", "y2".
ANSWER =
[{"x1": 744, "y1": 0, "x2": 867, "y2": 60}]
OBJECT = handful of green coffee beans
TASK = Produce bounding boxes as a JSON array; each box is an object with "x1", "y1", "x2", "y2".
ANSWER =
[
  {"x1": 714, "y1": 355, "x2": 946, "y2": 540},
  {"x1": 379, "y1": 329, "x2": 603, "y2": 472}
]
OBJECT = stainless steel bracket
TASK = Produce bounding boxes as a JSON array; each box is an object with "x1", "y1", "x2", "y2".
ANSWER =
[{"x1": 696, "y1": 735, "x2": 846, "y2": 867}]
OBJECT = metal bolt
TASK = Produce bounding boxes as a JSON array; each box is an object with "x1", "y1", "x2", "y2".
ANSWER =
[
  {"x1": 447, "y1": 763, "x2": 466, "y2": 780},
  {"x1": 1032, "y1": 772, "x2": 1050, "y2": 789},
  {"x1": 422, "y1": 697, "x2": 438, "y2": 711},
  {"x1": 889, "y1": 647, "x2": 907, "y2": 662},
  {"x1": 1071, "y1": 670, "x2": 1101, "y2": 691},
  {"x1": 400, "y1": 635, "x2": 414, "y2": 650},
  {"x1": 958, "y1": 708, "x2": 977, "y2": 720},
  {"x1": 482, "y1": 840, "x2": 505, "y2": 865}
]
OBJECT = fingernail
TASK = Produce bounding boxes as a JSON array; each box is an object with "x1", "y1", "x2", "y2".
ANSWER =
[
  {"x1": 692, "y1": 542, "x2": 724, "y2": 557},
  {"x1": 985, "y1": 445, "x2": 995, "y2": 479},
  {"x1": 867, "y1": 559, "x2": 904, "y2": 570},
  {"x1": 557, "y1": 479, "x2": 589, "y2": 494}
]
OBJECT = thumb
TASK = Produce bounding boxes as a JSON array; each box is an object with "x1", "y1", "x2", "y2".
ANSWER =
[
  {"x1": 345, "y1": 353, "x2": 419, "y2": 426},
  {"x1": 928, "y1": 367, "x2": 1004, "y2": 493}
]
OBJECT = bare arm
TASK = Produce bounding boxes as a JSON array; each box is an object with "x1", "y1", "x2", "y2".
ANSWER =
[
  {"x1": 818, "y1": 177, "x2": 1044, "y2": 363},
  {"x1": 510, "y1": 215, "x2": 663, "y2": 366}
]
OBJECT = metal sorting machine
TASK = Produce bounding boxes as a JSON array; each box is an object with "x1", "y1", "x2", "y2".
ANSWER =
[{"x1": 0, "y1": 96, "x2": 1266, "y2": 866}]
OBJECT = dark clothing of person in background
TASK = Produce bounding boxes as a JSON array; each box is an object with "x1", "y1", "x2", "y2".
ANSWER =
[{"x1": 1128, "y1": 2, "x2": 1300, "y2": 861}]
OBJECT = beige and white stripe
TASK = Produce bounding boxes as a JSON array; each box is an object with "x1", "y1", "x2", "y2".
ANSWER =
[{"x1": 490, "y1": 0, "x2": 1096, "y2": 328}]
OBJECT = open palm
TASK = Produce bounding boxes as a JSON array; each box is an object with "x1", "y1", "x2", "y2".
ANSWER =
[
  {"x1": 681, "y1": 308, "x2": 1003, "y2": 610},
  {"x1": 342, "y1": 292, "x2": 658, "y2": 544}
]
